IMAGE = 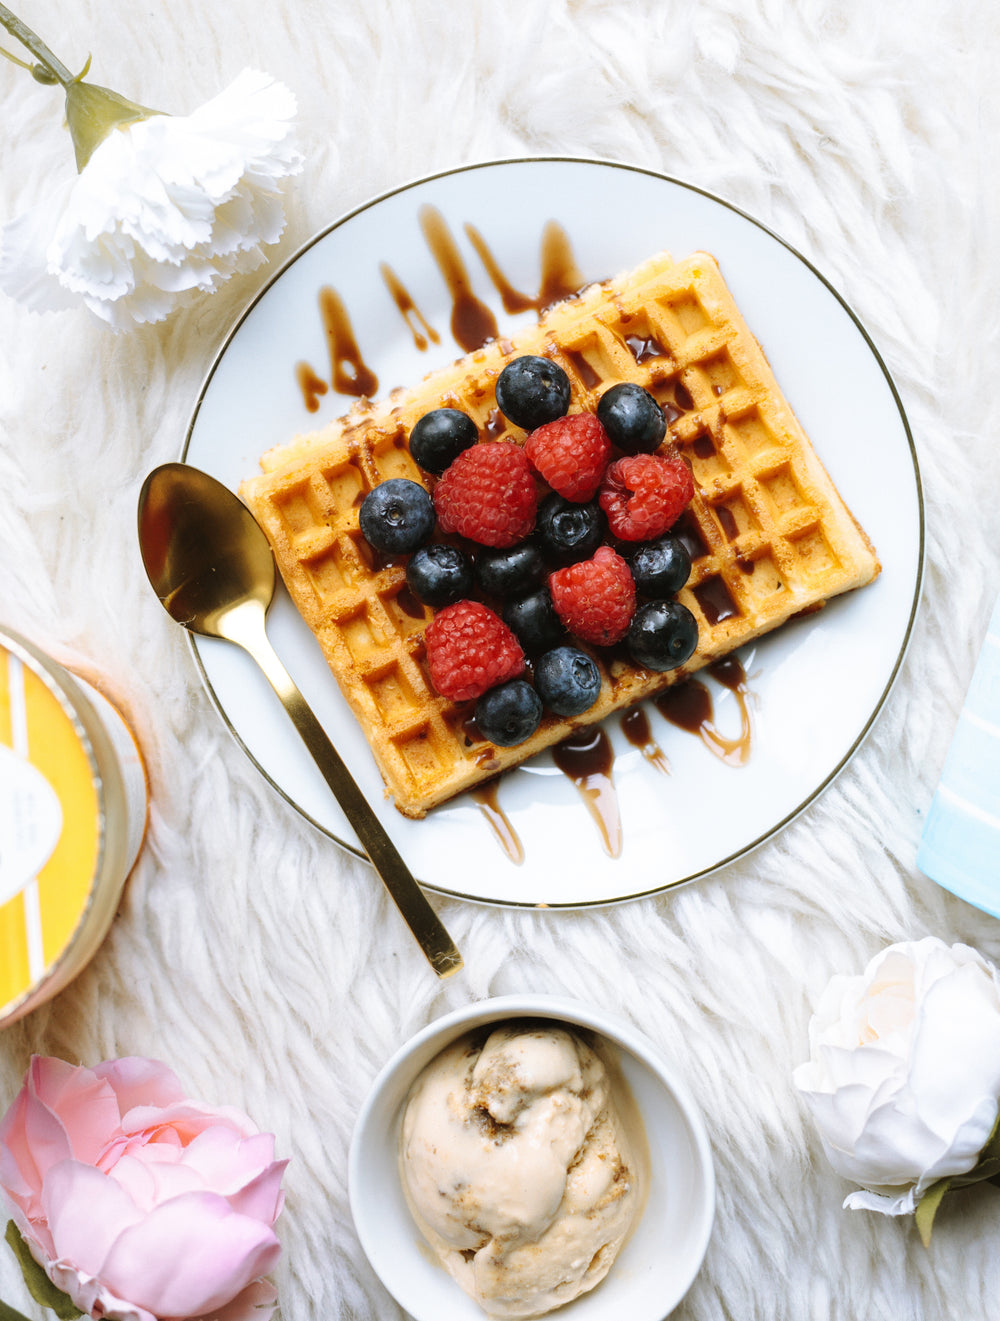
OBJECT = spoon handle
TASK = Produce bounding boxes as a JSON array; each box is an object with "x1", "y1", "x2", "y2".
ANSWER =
[{"x1": 229, "y1": 605, "x2": 463, "y2": 979}]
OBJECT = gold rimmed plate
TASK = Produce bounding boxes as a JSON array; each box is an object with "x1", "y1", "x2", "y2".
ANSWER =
[{"x1": 182, "y1": 157, "x2": 923, "y2": 907}]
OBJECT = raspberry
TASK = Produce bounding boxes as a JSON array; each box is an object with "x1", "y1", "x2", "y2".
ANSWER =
[
  {"x1": 548, "y1": 546, "x2": 636, "y2": 647},
  {"x1": 424, "y1": 600, "x2": 526, "y2": 701},
  {"x1": 433, "y1": 442, "x2": 537, "y2": 547},
  {"x1": 598, "y1": 452, "x2": 694, "y2": 541},
  {"x1": 524, "y1": 413, "x2": 612, "y2": 502}
]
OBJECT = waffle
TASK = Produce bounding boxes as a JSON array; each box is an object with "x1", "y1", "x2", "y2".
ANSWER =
[{"x1": 239, "y1": 251, "x2": 880, "y2": 818}]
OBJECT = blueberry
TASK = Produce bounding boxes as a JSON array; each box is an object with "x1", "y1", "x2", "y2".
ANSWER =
[
  {"x1": 474, "y1": 542, "x2": 546, "y2": 599},
  {"x1": 474, "y1": 679, "x2": 543, "y2": 747},
  {"x1": 408, "y1": 409, "x2": 479, "y2": 474},
  {"x1": 629, "y1": 535, "x2": 692, "y2": 598},
  {"x1": 502, "y1": 588, "x2": 566, "y2": 655},
  {"x1": 359, "y1": 479, "x2": 435, "y2": 554},
  {"x1": 626, "y1": 601, "x2": 699, "y2": 671},
  {"x1": 405, "y1": 544, "x2": 474, "y2": 607},
  {"x1": 536, "y1": 493, "x2": 606, "y2": 565},
  {"x1": 597, "y1": 382, "x2": 667, "y2": 454},
  {"x1": 534, "y1": 647, "x2": 602, "y2": 717},
  {"x1": 495, "y1": 355, "x2": 572, "y2": 430}
]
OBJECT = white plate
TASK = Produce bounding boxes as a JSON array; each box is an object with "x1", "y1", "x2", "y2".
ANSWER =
[{"x1": 182, "y1": 157, "x2": 923, "y2": 908}]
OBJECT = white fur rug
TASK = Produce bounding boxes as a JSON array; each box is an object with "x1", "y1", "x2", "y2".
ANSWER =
[{"x1": 2, "y1": 1, "x2": 1000, "y2": 1318}]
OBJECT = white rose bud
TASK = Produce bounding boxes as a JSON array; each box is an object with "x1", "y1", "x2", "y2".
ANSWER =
[{"x1": 793, "y1": 936, "x2": 1000, "y2": 1217}]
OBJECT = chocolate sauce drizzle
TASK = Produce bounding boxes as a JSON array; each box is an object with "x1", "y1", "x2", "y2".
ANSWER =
[
  {"x1": 552, "y1": 728, "x2": 622, "y2": 859},
  {"x1": 472, "y1": 783, "x2": 525, "y2": 866},
  {"x1": 654, "y1": 656, "x2": 754, "y2": 767},
  {"x1": 620, "y1": 708, "x2": 670, "y2": 775},
  {"x1": 318, "y1": 285, "x2": 379, "y2": 398},
  {"x1": 465, "y1": 218, "x2": 585, "y2": 316},
  {"x1": 294, "y1": 361, "x2": 328, "y2": 413},
  {"x1": 471, "y1": 656, "x2": 756, "y2": 861},
  {"x1": 418, "y1": 204, "x2": 500, "y2": 351},
  {"x1": 379, "y1": 261, "x2": 440, "y2": 352},
  {"x1": 295, "y1": 213, "x2": 592, "y2": 409}
]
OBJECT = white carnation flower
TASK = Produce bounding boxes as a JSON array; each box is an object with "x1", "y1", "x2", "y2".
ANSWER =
[{"x1": 0, "y1": 10, "x2": 302, "y2": 329}]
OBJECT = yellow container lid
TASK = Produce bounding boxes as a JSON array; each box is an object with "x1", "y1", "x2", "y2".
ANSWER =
[{"x1": 0, "y1": 628, "x2": 146, "y2": 1025}]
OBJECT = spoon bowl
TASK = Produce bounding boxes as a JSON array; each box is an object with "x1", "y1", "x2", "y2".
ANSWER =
[
  {"x1": 137, "y1": 462, "x2": 463, "y2": 979},
  {"x1": 137, "y1": 460, "x2": 276, "y2": 633}
]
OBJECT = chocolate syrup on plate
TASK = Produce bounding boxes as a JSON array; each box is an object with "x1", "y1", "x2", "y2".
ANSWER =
[
  {"x1": 620, "y1": 708, "x2": 670, "y2": 775},
  {"x1": 379, "y1": 261, "x2": 440, "y2": 352},
  {"x1": 295, "y1": 211, "x2": 589, "y2": 408},
  {"x1": 418, "y1": 204, "x2": 499, "y2": 351},
  {"x1": 472, "y1": 783, "x2": 525, "y2": 866},
  {"x1": 552, "y1": 728, "x2": 622, "y2": 859},
  {"x1": 654, "y1": 656, "x2": 754, "y2": 767},
  {"x1": 294, "y1": 361, "x2": 329, "y2": 414},
  {"x1": 465, "y1": 218, "x2": 585, "y2": 316}
]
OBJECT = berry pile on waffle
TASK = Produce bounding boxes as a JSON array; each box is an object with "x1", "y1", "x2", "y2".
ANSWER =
[{"x1": 239, "y1": 251, "x2": 880, "y2": 818}]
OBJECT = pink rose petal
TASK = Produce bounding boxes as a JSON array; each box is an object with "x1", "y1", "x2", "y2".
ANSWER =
[
  {"x1": 100, "y1": 1190, "x2": 280, "y2": 1317},
  {"x1": 42, "y1": 1159, "x2": 144, "y2": 1275},
  {"x1": 29, "y1": 1057, "x2": 123, "y2": 1166},
  {"x1": 93, "y1": 1057, "x2": 187, "y2": 1115},
  {"x1": 121, "y1": 1099, "x2": 258, "y2": 1142},
  {"x1": 205, "y1": 1276, "x2": 278, "y2": 1321},
  {"x1": 225, "y1": 1160, "x2": 288, "y2": 1225},
  {"x1": 180, "y1": 1127, "x2": 276, "y2": 1191}
]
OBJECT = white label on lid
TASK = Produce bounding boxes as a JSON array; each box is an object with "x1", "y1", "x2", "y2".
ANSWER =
[{"x1": 0, "y1": 744, "x2": 63, "y2": 907}]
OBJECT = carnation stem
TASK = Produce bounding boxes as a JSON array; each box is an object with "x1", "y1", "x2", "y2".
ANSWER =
[
  {"x1": 0, "y1": 3, "x2": 74, "y2": 84},
  {"x1": 0, "y1": 1301, "x2": 32, "y2": 1321}
]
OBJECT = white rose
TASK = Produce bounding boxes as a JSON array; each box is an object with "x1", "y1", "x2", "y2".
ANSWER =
[{"x1": 793, "y1": 936, "x2": 1000, "y2": 1215}]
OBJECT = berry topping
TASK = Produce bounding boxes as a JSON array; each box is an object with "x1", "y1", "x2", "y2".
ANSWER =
[
  {"x1": 474, "y1": 542, "x2": 547, "y2": 599},
  {"x1": 524, "y1": 412, "x2": 612, "y2": 502},
  {"x1": 425, "y1": 600, "x2": 525, "y2": 702},
  {"x1": 549, "y1": 546, "x2": 636, "y2": 647},
  {"x1": 409, "y1": 408, "x2": 479, "y2": 474},
  {"x1": 501, "y1": 587, "x2": 566, "y2": 655},
  {"x1": 596, "y1": 382, "x2": 667, "y2": 454},
  {"x1": 533, "y1": 646, "x2": 602, "y2": 717},
  {"x1": 359, "y1": 478, "x2": 436, "y2": 554},
  {"x1": 626, "y1": 600, "x2": 699, "y2": 671},
  {"x1": 628, "y1": 534, "x2": 692, "y2": 599},
  {"x1": 598, "y1": 453, "x2": 695, "y2": 542},
  {"x1": 495, "y1": 355, "x2": 572, "y2": 430},
  {"x1": 474, "y1": 679, "x2": 543, "y2": 747},
  {"x1": 433, "y1": 442, "x2": 538, "y2": 548},
  {"x1": 405, "y1": 544, "x2": 474, "y2": 608},
  {"x1": 536, "y1": 493, "x2": 606, "y2": 566}
]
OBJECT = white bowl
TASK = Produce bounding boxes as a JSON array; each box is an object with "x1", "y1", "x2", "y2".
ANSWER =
[{"x1": 348, "y1": 994, "x2": 715, "y2": 1321}]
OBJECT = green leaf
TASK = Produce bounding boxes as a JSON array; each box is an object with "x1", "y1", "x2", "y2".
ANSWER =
[
  {"x1": 950, "y1": 1155, "x2": 1000, "y2": 1188},
  {"x1": 4, "y1": 1221, "x2": 82, "y2": 1319},
  {"x1": 914, "y1": 1178, "x2": 951, "y2": 1247},
  {"x1": 0, "y1": 1298, "x2": 34, "y2": 1321}
]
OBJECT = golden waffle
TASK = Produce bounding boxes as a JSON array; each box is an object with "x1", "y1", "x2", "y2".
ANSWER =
[{"x1": 240, "y1": 251, "x2": 880, "y2": 818}]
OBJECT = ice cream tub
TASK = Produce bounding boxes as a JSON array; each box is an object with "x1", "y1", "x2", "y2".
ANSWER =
[{"x1": 0, "y1": 625, "x2": 148, "y2": 1028}]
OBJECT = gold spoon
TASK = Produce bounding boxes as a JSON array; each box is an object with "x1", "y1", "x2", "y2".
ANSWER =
[{"x1": 137, "y1": 461, "x2": 463, "y2": 979}]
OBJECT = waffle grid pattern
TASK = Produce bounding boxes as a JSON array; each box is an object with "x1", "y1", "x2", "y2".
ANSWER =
[{"x1": 241, "y1": 252, "x2": 880, "y2": 817}]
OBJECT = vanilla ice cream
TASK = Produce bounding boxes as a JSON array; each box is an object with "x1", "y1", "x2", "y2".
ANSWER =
[{"x1": 398, "y1": 1021, "x2": 646, "y2": 1317}]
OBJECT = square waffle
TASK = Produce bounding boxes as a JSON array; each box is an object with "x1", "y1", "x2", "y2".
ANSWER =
[{"x1": 239, "y1": 251, "x2": 880, "y2": 818}]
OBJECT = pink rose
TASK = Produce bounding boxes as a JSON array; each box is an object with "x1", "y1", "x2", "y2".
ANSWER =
[{"x1": 0, "y1": 1056, "x2": 287, "y2": 1321}]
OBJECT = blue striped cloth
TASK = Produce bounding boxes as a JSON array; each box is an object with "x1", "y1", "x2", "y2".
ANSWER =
[{"x1": 917, "y1": 595, "x2": 1000, "y2": 914}]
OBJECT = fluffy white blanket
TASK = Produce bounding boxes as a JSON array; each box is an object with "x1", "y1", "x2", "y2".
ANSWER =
[{"x1": 2, "y1": 1, "x2": 999, "y2": 1318}]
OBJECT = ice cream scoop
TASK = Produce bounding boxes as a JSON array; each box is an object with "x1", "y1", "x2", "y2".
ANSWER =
[{"x1": 398, "y1": 1021, "x2": 644, "y2": 1318}]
